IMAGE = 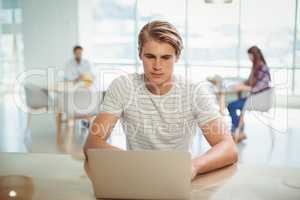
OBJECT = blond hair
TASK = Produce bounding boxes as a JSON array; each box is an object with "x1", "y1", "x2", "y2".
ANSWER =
[{"x1": 138, "y1": 20, "x2": 183, "y2": 58}]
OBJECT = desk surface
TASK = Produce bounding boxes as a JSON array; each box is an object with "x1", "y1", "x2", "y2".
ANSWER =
[{"x1": 0, "y1": 153, "x2": 300, "y2": 200}]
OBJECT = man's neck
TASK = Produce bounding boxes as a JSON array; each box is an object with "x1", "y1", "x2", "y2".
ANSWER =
[
  {"x1": 75, "y1": 58, "x2": 81, "y2": 64},
  {"x1": 145, "y1": 76, "x2": 174, "y2": 96}
]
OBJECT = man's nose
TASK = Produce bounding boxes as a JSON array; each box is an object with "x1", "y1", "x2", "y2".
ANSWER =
[{"x1": 153, "y1": 59, "x2": 162, "y2": 71}]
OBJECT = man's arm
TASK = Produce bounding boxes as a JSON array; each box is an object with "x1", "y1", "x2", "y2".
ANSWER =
[
  {"x1": 83, "y1": 112, "x2": 122, "y2": 155},
  {"x1": 191, "y1": 118, "x2": 238, "y2": 179},
  {"x1": 83, "y1": 112, "x2": 122, "y2": 177}
]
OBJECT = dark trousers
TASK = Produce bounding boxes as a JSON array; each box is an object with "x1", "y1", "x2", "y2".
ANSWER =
[{"x1": 227, "y1": 98, "x2": 247, "y2": 133}]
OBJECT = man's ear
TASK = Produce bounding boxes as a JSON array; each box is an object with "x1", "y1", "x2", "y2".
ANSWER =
[
  {"x1": 175, "y1": 55, "x2": 180, "y2": 63},
  {"x1": 139, "y1": 51, "x2": 143, "y2": 60}
]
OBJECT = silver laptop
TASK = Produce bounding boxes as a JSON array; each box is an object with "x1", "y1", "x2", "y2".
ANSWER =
[{"x1": 88, "y1": 149, "x2": 191, "y2": 199}]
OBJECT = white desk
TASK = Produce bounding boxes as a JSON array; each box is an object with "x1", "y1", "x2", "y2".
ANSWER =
[{"x1": 1, "y1": 153, "x2": 300, "y2": 200}]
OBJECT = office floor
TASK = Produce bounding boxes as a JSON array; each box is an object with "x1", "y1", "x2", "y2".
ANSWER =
[{"x1": 0, "y1": 92, "x2": 300, "y2": 168}]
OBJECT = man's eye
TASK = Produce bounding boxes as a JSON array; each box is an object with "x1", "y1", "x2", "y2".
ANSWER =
[{"x1": 146, "y1": 55, "x2": 155, "y2": 59}]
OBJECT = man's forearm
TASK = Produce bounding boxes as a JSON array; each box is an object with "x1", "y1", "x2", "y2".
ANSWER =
[
  {"x1": 83, "y1": 112, "x2": 121, "y2": 157},
  {"x1": 83, "y1": 135, "x2": 123, "y2": 178},
  {"x1": 83, "y1": 135, "x2": 122, "y2": 159},
  {"x1": 192, "y1": 140, "x2": 238, "y2": 174}
]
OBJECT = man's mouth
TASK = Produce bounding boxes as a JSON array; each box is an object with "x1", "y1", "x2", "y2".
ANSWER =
[{"x1": 151, "y1": 73, "x2": 163, "y2": 77}]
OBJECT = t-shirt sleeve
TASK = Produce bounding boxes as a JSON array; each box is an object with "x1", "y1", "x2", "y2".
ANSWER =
[
  {"x1": 191, "y1": 82, "x2": 221, "y2": 127},
  {"x1": 100, "y1": 76, "x2": 127, "y2": 118}
]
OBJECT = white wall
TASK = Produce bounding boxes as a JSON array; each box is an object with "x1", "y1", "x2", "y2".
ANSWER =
[{"x1": 22, "y1": 0, "x2": 79, "y2": 70}]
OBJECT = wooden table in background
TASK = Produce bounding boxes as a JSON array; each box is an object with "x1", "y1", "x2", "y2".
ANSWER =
[
  {"x1": 208, "y1": 77, "x2": 246, "y2": 115},
  {"x1": 45, "y1": 81, "x2": 100, "y2": 131}
]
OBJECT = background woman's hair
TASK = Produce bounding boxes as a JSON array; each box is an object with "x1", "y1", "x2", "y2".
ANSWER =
[
  {"x1": 247, "y1": 46, "x2": 266, "y2": 67},
  {"x1": 247, "y1": 46, "x2": 268, "y2": 86}
]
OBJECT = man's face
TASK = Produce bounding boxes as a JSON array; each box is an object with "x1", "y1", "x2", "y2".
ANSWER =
[
  {"x1": 141, "y1": 40, "x2": 179, "y2": 87},
  {"x1": 74, "y1": 49, "x2": 83, "y2": 60}
]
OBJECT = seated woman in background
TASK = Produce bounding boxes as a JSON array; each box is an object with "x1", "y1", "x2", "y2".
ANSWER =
[{"x1": 227, "y1": 46, "x2": 271, "y2": 143}]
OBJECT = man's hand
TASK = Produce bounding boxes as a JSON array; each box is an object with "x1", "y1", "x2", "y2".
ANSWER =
[
  {"x1": 84, "y1": 159, "x2": 92, "y2": 179},
  {"x1": 192, "y1": 118, "x2": 238, "y2": 175},
  {"x1": 83, "y1": 112, "x2": 120, "y2": 178},
  {"x1": 191, "y1": 160, "x2": 198, "y2": 181}
]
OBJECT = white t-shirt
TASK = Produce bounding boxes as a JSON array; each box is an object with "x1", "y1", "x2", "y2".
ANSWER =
[
  {"x1": 64, "y1": 58, "x2": 93, "y2": 81},
  {"x1": 101, "y1": 73, "x2": 221, "y2": 151}
]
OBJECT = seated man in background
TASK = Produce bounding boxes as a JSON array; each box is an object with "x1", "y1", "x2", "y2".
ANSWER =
[
  {"x1": 64, "y1": 45, "x2": 94, "y2": 87},
  {"x1": 84, "y1": 20, "x2": 238, "y2": 180}
]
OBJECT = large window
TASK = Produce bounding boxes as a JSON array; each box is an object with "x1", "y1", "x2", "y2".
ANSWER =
[
  {"x1": 294, "y1": 0, "x2": 300, "y2": 68},
  {"x1": 92, "y1": 0, "x2": 135, "y2": 64},
  {"x1": 239, "y1": 0, "x2": 296, "y2": 95},
  {"x1": 294, "y1": 0, "x2": 300, "y2": 94},
  {"x1": 92, "y1": 0, "x2": 300, "y2": 95},
  {"x1": 188, "y1": 0, "x2": 239, "y2": 66},
  {"x1": 240, "y1": 0, "x2": 295, "y2": 68},
  {"x1": 0, "y1": 0, "x2": 23, "y2": 84}
]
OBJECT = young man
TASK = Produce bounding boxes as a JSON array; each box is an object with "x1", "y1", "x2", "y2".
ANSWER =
[
  {"x1": 64, "y1": 45, "x2": 94, "y2": 83},
  {"x1": 83, "y1": 20, "x2": 238, "y2": 180}
]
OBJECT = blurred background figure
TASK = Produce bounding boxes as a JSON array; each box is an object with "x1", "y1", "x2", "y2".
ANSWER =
[
  {"x1": 227, "y1": 46, "x2": 271, "y2": 142},
  {"x1": 64, "y1": 45, "x2": 94, "y2": 87}
]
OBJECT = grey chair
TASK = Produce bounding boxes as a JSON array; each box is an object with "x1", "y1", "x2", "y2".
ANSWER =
[
  {"x1": 243, "y1": 87, "x2": 274, "y2": 112},
  {"x1": 235, "y1": 87, "x2": 275, "y2": 144},
  {"x1": 56, "y1": 87, "x2": 104, "y2": 131},
  {"x1": 24, "y1": 83, "x2": 49, "y2": 128}
]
